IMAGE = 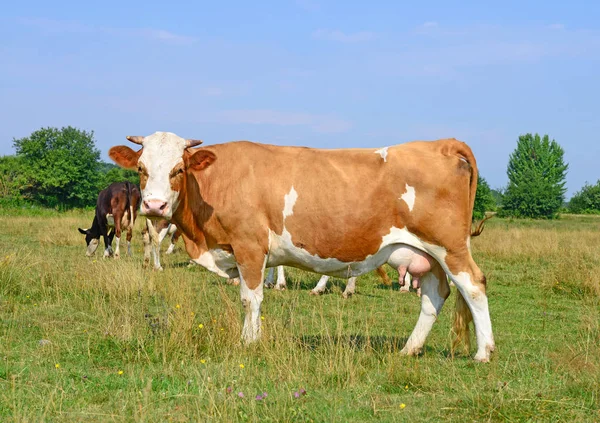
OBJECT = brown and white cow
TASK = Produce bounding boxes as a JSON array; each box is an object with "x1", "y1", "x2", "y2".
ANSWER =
[
  {"x1": 78, "y1": 181, "x2": 141, "y2": 258},
  {"x1": 142, "y1": 219, "x2": 182, "y2": 270},
  {"x1": 109, "y1": 132, "x2": 494, "y2": 362}
]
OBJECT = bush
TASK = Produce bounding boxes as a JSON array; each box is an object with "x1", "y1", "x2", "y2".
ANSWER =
[{"x1": 569, "y1": 181, "x2": 600, "y2": 214}]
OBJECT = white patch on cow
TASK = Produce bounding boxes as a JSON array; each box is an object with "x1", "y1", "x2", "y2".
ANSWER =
[
  {"x1": 374, "y1": 147, "x2": 388, "y2": 162},
  {"x1": 238, "y1": 256, "x2": 266, "y2": 344},
  {"x1": 192, "y1": 249, "x2": 237, "y2": 278},
  {"x1": 139, "y1": 132, "x2": 188, "y2": 219},
  {"x1": 86, "y1": 238, "x2": 99, "y2": 257},
  {"x1": 165, "y1": 243, "x2": 175, "y2": 255},
  {"x1": 283, "y1": 186, "x2": 298, "y2": 218},
  {"x1": 466, "y1": 235, "x2": 471, "y2": 253},
  {"x1": 400, "y1": 184, "x2": 416, "y2": 212},
  {"x1": 342, "y1": 277, "x2": 357, "y2": 298}
]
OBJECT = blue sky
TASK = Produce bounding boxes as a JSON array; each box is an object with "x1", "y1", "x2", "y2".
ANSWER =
[{"x1": 1, "y1": 0, "x2": 599, "y2": 197}]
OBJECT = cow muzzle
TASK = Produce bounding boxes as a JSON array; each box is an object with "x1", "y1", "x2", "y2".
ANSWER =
[{"x1": 142, "y1": 199, "x2": 169, "y2": 217}]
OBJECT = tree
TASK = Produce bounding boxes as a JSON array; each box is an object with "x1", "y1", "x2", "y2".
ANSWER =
[
  {"x1": 13, "y1": 127, "x2": 101, "y2": 208},
  {"x1": 0, "y1": 155, "x2": 29, "y2": 207},
  {"x1": 501, "y1": 133, "x2": 568, "y2": 219},
  {"x1": 569, "y1": 181, "x2": 600, "y2": 214},
  {"x1": 473, "y1": 175, "x2": 495, "y2": 220},
  {"x1": 97, "y1": 162, "x2": 139, "y2": 190}
]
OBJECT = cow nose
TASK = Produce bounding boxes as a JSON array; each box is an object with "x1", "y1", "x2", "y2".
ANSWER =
[{"x1": 142, "y1": 199, "x2": 169, "y2": 216}]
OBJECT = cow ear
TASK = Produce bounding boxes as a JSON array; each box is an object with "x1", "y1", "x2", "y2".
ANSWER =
[
  {"x1": 78, "y1": 228, "x2": 88, "y2": 234},
  {"x1": 109, "y1": 146, "x2": 141, "y2": 170},
  {"x1": 187, "y1": 150, "x2": 216, "y2": 171}
]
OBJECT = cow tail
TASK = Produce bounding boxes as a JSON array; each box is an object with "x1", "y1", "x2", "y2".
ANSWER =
[
  {"x1": 449, "y1": 140, "x2": 479, "y2": 356},
  {"x1": 375, "y1": 265, "x2": 392, "y2": 286}
]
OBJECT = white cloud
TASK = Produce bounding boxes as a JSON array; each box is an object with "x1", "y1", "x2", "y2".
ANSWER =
[
  {"x1": 312, "y1": 29, "x2": 377, "y2": 43},
  {"x1": 215, "y1": 109, "x2": 352, "y2": 133},
  {"x1": 423, "y1": 21, "x2": 438, "y2": 28}
]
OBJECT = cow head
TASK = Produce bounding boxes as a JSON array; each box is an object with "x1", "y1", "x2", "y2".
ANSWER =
[
  {"x1": 78, "y1": 227, "x2": 100, "y2": 256},
  {"x1": 108, "y1": 132, "x2": 214, "y2": 219}
]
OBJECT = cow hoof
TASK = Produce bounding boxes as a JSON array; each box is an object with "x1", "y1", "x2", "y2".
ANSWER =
[
  {"x1": 400, "y1": 346, "x2": 421, "y2": 356},
  {"x1": 227, "y1": 278, "x2": 240, "y2": 286},
  {"x1": 342, "y1": 292, "x2": 353, "y2": 299},
  {"x1": 273, "y1": 285, "x2": 286, "y2": 291},
  {"x1": 309, "y1": 290, "x2": 323, "y2": 296},
  {"x1": 153, "y1": 266, "x2": 164, "y2": 272}
]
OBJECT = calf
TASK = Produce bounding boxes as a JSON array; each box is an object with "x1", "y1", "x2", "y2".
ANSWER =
[{"x1": 78, "y1": 182, "x2": 141, "y2": 258}]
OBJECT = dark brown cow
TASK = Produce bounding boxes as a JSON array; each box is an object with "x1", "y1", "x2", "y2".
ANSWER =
[
  {"x1": 78, "y1": 181, "x2": 141, "y2": 258},
  {"x1": 109, "y1": 132, "x2": 495, "y2": 362}
]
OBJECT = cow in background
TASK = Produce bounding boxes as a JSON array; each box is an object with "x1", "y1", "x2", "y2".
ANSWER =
[
  {"x1": 78, "y1": 181, "x2": 141, "y2": 258},
  {"x1": 142, "y1": 219, "x2": 182, "y2": 270}
]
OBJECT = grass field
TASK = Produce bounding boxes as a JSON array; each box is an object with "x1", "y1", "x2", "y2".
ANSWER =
[{"x1": 0, "y1": 211, "x2": 599, "y2": 422}]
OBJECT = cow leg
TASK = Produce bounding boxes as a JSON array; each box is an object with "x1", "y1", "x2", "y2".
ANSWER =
[
  {"x1": 112, "y1": 214, "x2": 123, "y2": 259},
  {"x1": 400, "y1": 264, "x2": 449, "y2": 356},
  {"x1": 274, "y1": 266, "x2": 286, "y2": 290},
  {"x1": 103, "y1": 230, "x2": 114, "y2": 258},
  {"x1": 235, "y1": 250, "x2": 266, "y2": 344},
  {"x1": 146, "y1": 219, "x2": 163, "y2": 271},
  {"x1": 310, "y1": 275, "x2": 329, "y2": 295},
  {"x1": 264, "y1": 267, "x2": 275, "y2": 288},
  {"x1": 165, "y1": 228, "x2": 179, "y2": 255},
  {"x1": 142, "y1": 225, "x2": 151, "y2": 267},
  {"x1": 126, "y1": 226, "x2": 133, "y2": 256},
  {"x1": 342, "y1": 277, "x2": 357, "y2": 299},
  {"x1": 434, "y1": 251, "x2": 495, "y2": 362}
]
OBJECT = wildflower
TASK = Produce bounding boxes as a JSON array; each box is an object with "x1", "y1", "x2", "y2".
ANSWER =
[
  {"x1": 118, "y1": 370, "x2": 124, "y2": 375},
  {"x1": 226, "y1": 386, "x2": 233, "y2": 394},
  {"x1": 220, "y1": 328, "x2": 224, "y2": 331},
  {"x1": 200, "y1": 359, "x2": 206, "y2": 364},
  {"x1": 239, "y1": 364, "x2": 245, "y2": 369},
  {"x1": 294, "y1": 391, "x2": 300, "y2": 399},
  {"x1": 260, "y1": 316, "x2": 265, "y2": 320},
  {"x1": 212, "y1": 319, "x2": 217, "y2": 323},
  {"x1": 175, "y1": 304, "x2": 181, "y2": 309},
  {"x1": 400, "y1": 403, "x2": 406, "y2": 409},
  {"x1": 238, "y1": 392, "x2": 244, "y2": 398},
  {"x1": 190, "y1": 312, "x2": 195, "y2": 316},
  {"x1": 405, "y1": 385, "x2": 408, "y2": 390},
  {"x1": 55, "y1": 363, "x2": 60, "y2": 369},
  {"x1": 198, "y1": 324, "x2": 204, "y2": 329}
]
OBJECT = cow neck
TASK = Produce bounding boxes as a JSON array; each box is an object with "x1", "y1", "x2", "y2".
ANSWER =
[{"x1": 172, "y1": 168, "x2": 210, "y2": 247}]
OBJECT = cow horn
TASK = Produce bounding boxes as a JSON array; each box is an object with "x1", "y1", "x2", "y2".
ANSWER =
[
  {"x1": 126, "y1": 136, "x2": 144, "y2": 145},
  {"x1": 186, "y1": 139, "x2": 203, "y2": 148}
]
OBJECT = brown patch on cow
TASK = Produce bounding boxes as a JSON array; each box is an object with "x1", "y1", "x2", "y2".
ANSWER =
[{"x1": 138, "y1": 162, "x2": 148, "y2": 190}]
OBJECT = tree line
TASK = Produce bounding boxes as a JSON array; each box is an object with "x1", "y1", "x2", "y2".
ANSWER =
[{"x1": 0, "y1": 126, "x2": 597, "y2": 218}]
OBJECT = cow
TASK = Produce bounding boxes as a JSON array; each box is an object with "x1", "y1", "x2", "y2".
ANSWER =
[
  {"x1": 142, "y1": 219, "x2": 181, "y2": 270},
  {"x1": 78, "y1": 181, "x2": 141, "y2": 258},
  {"x1": 109, "y1": 132, "x2": 495, "y2": 362}
]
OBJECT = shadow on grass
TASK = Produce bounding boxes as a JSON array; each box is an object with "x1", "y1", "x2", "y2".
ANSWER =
[{"x1": 296, "y1": 333, "x2": 437, "y2": 355}]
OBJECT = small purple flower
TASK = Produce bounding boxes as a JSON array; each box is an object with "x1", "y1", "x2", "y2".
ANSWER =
[
  {"x1": 255, "y1": 392, "x2": 268, "y2": 401},
  {"x1": 294, "y1": 391, "x2": 300, "y2": 398},
  {"x1": 299, "y1": 388, "x2": 307, "y2": 396},
  {"x1": 226, "y1": 386, "x2": 233, "y2": 394},
  {"x1": 238, "y1": 392, "x2": 244, "y2": 398}
]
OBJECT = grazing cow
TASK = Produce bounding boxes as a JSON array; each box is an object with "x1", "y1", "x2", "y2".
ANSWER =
[
  {"x1": 109, "y1": 132, "x2": 494, "y2": 362},
  {"x1": 78, "y1": 181, "x2": 141, "y2": 258}
]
